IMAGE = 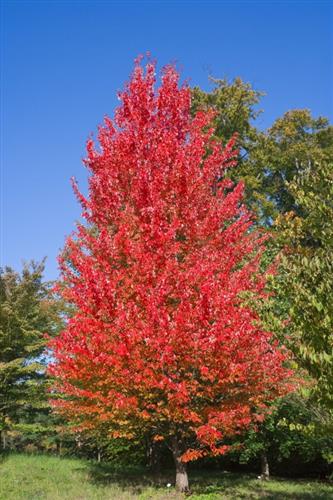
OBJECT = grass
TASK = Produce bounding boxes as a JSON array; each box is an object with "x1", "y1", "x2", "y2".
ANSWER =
[{"x1": 0, "y1": 453, "x2": 332, "y2": 499}]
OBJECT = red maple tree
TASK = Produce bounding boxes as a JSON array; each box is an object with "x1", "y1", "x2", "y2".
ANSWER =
[{"x1": 50, "y1": 59, "x2": 293, "y2": 492}]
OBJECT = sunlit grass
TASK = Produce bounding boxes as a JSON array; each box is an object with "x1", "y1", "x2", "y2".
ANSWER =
[{"x1": 0, "y1": 453, "x2": 332, "y2": 499}]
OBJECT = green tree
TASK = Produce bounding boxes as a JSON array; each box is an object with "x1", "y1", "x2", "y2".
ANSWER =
[
  {"x1": 0, "y1": 261, "x2": 60, "y2": 450},
  {"x1": 271, "y1": 161, "x2": 333, "y2": 407},
  {"x1": 192, "y1": 78, "x2": 265, "y2": 217},
  {"x1": 192, "y1": 81, "x2": 332, "y2": 223},
  {"x1": 252, "y1": 110, "x2": 333, "y2": 221},
  {"x1": 191, "y1": 76, "x2": 263, "y2": 147}
]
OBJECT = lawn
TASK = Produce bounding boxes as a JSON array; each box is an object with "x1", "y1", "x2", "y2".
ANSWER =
[{"x1": 0, "y1": 453, "x2": 332, "y2": 499}]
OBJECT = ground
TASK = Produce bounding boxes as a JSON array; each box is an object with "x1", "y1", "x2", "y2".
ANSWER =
[{"x1": 0, "y1": 453, "x2": 332, "y2": 499}]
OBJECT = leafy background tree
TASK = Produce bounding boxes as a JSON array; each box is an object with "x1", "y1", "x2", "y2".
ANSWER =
[
  {"x1": 251, "y1": 110, "x2": 333, "y2": 221},
  {"x1": 192, "y1": 85, "x2": 333, "y2": 223},
  {"x1": 272, "y1": 160, "x2": 333, "y2": 408},
  {"x1": 192, "y1": 78, "x2": 265, "y2": 218},
  {"x1": 0, "y1": 261, "x2": 61, "y2": 452}
]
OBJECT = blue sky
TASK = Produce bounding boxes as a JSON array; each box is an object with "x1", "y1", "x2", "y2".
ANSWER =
[{"x1": 2, "y1": 0, "x2": 332, "y2": 280}]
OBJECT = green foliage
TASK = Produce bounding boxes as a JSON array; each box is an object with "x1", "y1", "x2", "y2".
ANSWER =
[
  {"x1": 234, "y1": 393, "x2": 333, "y2": 472},
  {"x1": 68, "y1": 428, "x2": 146, "y2": 465},
  {"x1": 191, "y1": 78, "x2": 265, "y2": 218},
  {"x1": 0, "y1": 261, "x2": 61, "y2": 449},
  {"x1": 191, "y1": 76, "x2": 263, "y2": 145},
  {"x1": 252, "y1": 110, "x2": 333, "y2": 221},
  {"x1": 192, "y1": 81, "x2": 333, "y2": 223},
  {"x1": 270, "y1": 161, "x2": 333, "y2": 407}
]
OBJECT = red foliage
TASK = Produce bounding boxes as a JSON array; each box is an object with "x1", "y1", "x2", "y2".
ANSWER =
[{"x1": 49, "y1": 59, "x2": 293, "y2": 460}]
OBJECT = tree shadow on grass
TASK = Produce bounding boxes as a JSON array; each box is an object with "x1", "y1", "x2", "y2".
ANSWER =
[
  {"x1": 0, "y1": 451, "x2": 9, "y2": 465},
  {"x1": 189, "y1": 470, "x2": 333, "y2": 499},
  {"x1": 88, "y1": 462, "x2": 175, "y2": 496},
  {"x1": 87, "y1": 464, "x2": 332, "y2": 499}
]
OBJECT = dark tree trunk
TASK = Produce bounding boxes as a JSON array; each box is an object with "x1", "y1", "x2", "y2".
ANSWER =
[
  {"x1": 260, "y1": 451, "x2": 270, "y2": 480},
  {"x1": 1, "y1": 430, "x2": 6, "y2": 451},
  {"x1": 147, "y1": 440, "x2": 161, "y2": 475},
  {"x1": 56, "y1": 440, "x2": 62, "y2": 456},
  {"x1": 170, "y1": 436, "x2": 189, "y2": 493}
]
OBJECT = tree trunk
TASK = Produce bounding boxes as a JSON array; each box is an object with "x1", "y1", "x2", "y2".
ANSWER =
[
  {"x1": 56, "y1": 440, "x2": 62, "y2": 456},
  {"x1": 1, "y1": 430, "x2": 6, "y2": 451},
  {"x1": 171, "y1": 436, "x2": 189, "y2": 493},
  {"x1": 97, "y1": 449, "x2": 101, "y2": 463},
  {"x1": 147, "y1": 440, "x2": 161, "y2": 475},
  {"x1": 260, "y1": 451, "x2": 270, "y2": 480}
]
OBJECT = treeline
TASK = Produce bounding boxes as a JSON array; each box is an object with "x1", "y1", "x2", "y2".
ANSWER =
[{"x1": 1, "y1": 75, "x2": 332, "y2": 479}]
